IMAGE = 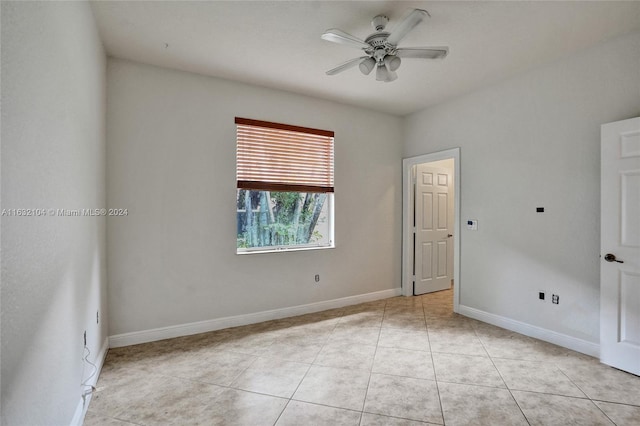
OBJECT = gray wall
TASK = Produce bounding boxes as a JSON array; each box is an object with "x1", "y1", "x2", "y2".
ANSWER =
[
  {"x1": 404, "y1": 32, "x2": 640, "y2": 343},
  {"x1": 106, "y1": 59, "x2": 403, "y2": 336},
  {"x1": 1, "y1": 2, "x2": 107, "y2": 425}
]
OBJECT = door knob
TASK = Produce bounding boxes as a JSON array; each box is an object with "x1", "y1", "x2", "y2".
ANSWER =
[
  {"x1": 604, "y1": 253, "x2": 623, "y2": 263},
  {"x1": 447, "y1": 234, "x2": 453, "y2": 238}
]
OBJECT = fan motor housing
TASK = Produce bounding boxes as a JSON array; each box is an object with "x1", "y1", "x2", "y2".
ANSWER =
[
  {"x1": 371, "y1": 15, "x2": 389, "y2": 31},
  {"x1": 364, "y1": 32, "x2": 396, "y2": 60},
  {"x1": 365, "y1": 32, "x2": 390, "y2": 48}
]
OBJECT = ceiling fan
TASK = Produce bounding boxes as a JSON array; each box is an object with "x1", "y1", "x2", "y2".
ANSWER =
[{"x1": 321, "y1": 9, "x2": 448, "y2": 82}]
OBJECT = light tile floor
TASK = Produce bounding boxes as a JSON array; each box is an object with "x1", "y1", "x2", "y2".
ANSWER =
[{"x1": 85, "y1": 289, "x2": 640, "y2": 425}]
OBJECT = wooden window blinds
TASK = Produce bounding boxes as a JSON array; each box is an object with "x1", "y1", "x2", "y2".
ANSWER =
[{"x1": 235, "y1": 118, "x2": 335, "y2": 193}]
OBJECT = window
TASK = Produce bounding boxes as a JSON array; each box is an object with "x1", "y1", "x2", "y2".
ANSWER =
[{"x1": 235, "y1": 118, "x2": 334, "y2": 253}]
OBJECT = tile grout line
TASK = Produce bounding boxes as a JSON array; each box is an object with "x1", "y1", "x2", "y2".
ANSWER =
[
  {"x1": 271, "y1": 398, "x2": 291, "y2": 426},
  {"x1": 424, "y1": 300, "x2": 447, "y2": 426},
  {"x1": 358, "y1": 303, "x2": 385, "y2": 426},
  {"x1": 274, "y1": 306, "x2": 376, "y2": 425},
  {"x1": 276, "y1": 312, "x2": 344, "y2": 425},
  {"x1": 556, "y1": 367, "x2": 592, "y2": 400},
  {"x1": 473, "y1": 326, "x2": 532, "y2": 426},
  {"x1": 556, "y1": 366, "x2": 618, "y2": 425},
  {"x1": 590, "y1": 399, "x2": 640, "y2": 409}
]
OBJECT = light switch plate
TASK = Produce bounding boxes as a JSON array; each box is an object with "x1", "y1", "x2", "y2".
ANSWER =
[{"x1": 466, "y1": 220, "x2": 478, "y2": 230}]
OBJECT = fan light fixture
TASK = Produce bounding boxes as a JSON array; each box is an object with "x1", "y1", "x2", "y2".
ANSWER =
[
  {"x1": 359, "y1": 57, "x2": 376, "y2": 75},
  {"x1": 376, "y1": 64, "x2": 397, "y2": 83},
  {"x1": 321, "y1": 9, "x2": 449, "y2": 82},
  {"x1": 375, "y1": 64, "x2": 388, "y2": 81},
  {"x1": 384, "y1": 55, "x2": 401, "y2": 72}
]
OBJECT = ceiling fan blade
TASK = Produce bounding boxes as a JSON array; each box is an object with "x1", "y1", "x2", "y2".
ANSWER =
[
  {"x1": 326, "y1": 56, "x2": 369, "y2": 76},
  {"x1": 395, "y1": 47, "x2": 449, "y2": 59},
  {"x1": 386, "y1": 9, "x2": 429, "y2": 46},
  {"x1": 321, "y1": 29, "x2": 370, "y2": 49}
]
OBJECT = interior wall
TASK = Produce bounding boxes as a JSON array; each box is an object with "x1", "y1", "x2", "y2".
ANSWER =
[
  {"x1": 106, "y1": 58, "x2": 402, "y2": 336},
  {"x1": 404, "y1": 32, "x2": 640, "y2": 344},
  {"x1": 1, "y1": 2, "x2": 107, "y2": 425}
]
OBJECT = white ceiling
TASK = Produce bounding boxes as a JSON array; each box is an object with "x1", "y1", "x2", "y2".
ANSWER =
[{"x1": 91, "y1": 1, "x2": 640, "y2": 116}]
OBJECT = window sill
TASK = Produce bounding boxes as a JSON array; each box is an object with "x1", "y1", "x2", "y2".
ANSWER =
[{"x1": 236, "y1": 244, "x2": 335, "y2": 255}]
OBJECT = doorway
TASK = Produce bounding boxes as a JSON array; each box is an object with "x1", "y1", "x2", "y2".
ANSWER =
[{"x1": 402, "y1": 148, "x2": 460, "y2": 312}]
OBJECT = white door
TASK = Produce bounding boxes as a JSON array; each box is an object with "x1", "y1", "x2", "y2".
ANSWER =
[
  {"x1": 600, "y1": 117, "x2": 640, "y2": 376},
  {"x1": 414, "y1": 163, "x2": 453, "y2": 295}
]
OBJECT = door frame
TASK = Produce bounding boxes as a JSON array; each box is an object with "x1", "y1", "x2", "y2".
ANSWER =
[{"x1": 402, "y1": 148, "x2": 461, "y2": 312}]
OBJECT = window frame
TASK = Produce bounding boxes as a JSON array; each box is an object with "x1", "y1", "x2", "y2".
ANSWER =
[{"x1": 235, "y1": 118, "x2": 335, "y2": 254}]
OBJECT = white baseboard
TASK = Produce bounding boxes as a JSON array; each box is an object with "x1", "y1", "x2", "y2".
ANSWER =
[
  {"x1": 109, "y1": 288, "x2": 402, "y2": 348},
  {"x1": 70, "y1": 337, "x2": 110, "y2": 426},
  {"x1": 458, "y1": 304, "x2": 599, "y2": 358}
]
